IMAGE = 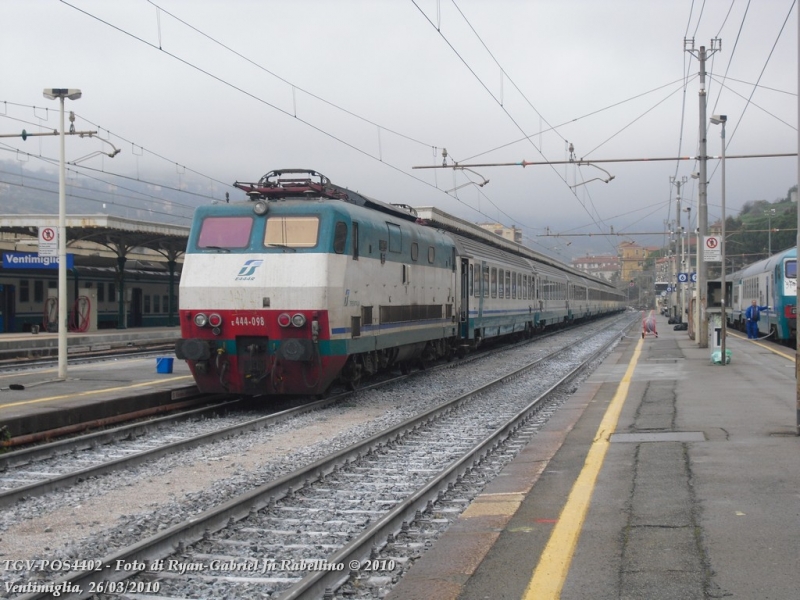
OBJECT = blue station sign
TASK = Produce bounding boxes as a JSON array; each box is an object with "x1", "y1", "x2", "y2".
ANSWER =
[{"x1": 2, "y1": 251, "x2": 74, "y2": 270}]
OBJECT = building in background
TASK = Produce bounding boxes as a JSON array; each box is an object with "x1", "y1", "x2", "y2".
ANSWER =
[
  {"x1": 571, "y1": 254, "x2": 620, "y2": 282},
  {"x1": 478, "y1": 223, "x2": 522, "y2": 244},
  {"x1": 618, "y1": 241, "x2": 657, "y2": 282}
]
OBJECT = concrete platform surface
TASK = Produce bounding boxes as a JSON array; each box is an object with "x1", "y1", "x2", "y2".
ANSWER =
[
  {"x1": 388, "y1": 316, "x2": 799, "y2": 600},
  {"x1": 0, "y1": 350, "x2": 195, "y2": 438}
]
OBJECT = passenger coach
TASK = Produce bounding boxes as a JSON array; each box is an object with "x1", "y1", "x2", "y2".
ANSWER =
[{"x1": 727, "y1": 246, "x2": 796, "y2": 342}]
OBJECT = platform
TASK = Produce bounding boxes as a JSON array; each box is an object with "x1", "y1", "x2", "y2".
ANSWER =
[
  {"x1": 388, "y1": 316, "x2": 799, "y2": 600},
  {"x1": 0, "y1": 346, "x2": 196, "y2": 439},
  {"x1": 0, "y1": 326, "x2": 180, "y2": 361}
]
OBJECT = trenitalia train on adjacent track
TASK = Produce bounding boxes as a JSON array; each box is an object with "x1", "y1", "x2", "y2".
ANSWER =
[
  {"x1": 175, "y1": 169, "x2": 626, "y2": 396},
  {"x1": 725, "y1": 246, "x2": 797, "y2": 342}
]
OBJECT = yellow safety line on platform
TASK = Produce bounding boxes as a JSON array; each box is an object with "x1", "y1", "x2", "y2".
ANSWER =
[
  {"x1": 523, "y1": 337, "x2": 643, "y2": 600},
  {"x1": 727, "y1": 331, "x2": 797, "y2": 362},
  {"x1": 0, "y1": 376, "x2": 193, "y2": 410}
]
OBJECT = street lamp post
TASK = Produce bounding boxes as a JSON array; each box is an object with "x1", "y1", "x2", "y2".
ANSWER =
[
  {"x1": 711, "y1": 114, "x2": 727, "y2": 365},
  {"x1": 43, "y1": 88, "x2": 82, "y2": 380}
]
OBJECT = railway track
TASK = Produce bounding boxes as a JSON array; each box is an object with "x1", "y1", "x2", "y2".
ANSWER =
[
  {"x1": 13, "y1": 313, "x2": 636, "y2": 600},
  {"x1": 0, "y1": 315, "x2": 624, "y2": 507},
  {"x1": 0, "y1": 390, "x2": 370, "y2": 508}
]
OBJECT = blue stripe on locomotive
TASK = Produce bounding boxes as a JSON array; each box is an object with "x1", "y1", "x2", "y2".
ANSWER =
[{"x1": 188, "y1": 202, "x2": 454, "y2": 270}]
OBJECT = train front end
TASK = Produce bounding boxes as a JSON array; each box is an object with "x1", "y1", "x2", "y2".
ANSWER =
[{"x1": 176, "y1": 185, "x2": 345, "y2": 396}]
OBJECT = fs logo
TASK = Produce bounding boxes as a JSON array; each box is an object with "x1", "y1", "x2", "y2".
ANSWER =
[{"x1": 235, "y1": 259, "x2": 263, "y2": 281}]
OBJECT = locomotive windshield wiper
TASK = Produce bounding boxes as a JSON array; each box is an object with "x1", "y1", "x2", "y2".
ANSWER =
[
  {"x1": 204, "y1": 246, "x2": 231, "y2": 253},
  {"x1": 267, "y1": 243, "x2": 297, "y2": 252}
]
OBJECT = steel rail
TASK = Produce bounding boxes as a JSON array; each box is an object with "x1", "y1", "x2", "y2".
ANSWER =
[{"x1": 15, "y1": 314, "x2": 634, "y2": 600}]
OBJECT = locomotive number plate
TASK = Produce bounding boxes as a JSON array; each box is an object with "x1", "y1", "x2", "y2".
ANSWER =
[{"x1": 233, "y1": 316, "x2": 266, "y2": 326}]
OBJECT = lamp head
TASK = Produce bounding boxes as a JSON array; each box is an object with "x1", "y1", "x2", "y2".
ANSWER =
[
  {"x1": 43, "y1": 88, "x2": 82, "y2": 101},
  {"x1": 710, "y1": 114, "x2": 727, "y2": 125}
]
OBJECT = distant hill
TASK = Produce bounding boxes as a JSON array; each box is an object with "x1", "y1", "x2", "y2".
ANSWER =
[{"x1": 0, "y1": 160, "x2": 226, "y2": 226}]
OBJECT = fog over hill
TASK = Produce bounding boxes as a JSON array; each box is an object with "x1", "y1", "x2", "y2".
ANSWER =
[{"x1": 0, "y1": 159, "x2": 223, "y2": 227}]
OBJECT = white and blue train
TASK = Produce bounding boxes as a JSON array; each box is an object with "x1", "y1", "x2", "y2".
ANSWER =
[
  {"x1": 0, "y1": 260, "x2": 178, "y2": 332},
  {"x1": 175, "y1": 169, "x2": 626, "y2": 396},
  {"x1": 726, "y1": 246, "x2": 796, "y2": 342}
]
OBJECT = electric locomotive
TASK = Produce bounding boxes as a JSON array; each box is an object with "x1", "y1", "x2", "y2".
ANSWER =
[{"x1": 176, "y1": 170, "x2": 459, "y2": 395}]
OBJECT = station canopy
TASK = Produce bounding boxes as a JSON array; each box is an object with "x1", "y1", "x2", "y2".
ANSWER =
[{"x1": 0, "y1": 214, "x2": 189, "y2": 269}]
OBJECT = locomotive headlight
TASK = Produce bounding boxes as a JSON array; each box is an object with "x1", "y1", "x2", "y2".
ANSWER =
[
  {"x1": 253, "y1": 200, "x2": 269, "y2": 216},
  {"x1": 291, "y1": 313, "x2": 306, "y2": 327},
  {"x1": 277, "y1": 313, "x2": 292, "y2": 327},
  {"x1": 194, "y1": 313, "x2": 209, "y2": 327},
  {"x1": 208, "y1": 313, "x2": 223, "y2": 328}
]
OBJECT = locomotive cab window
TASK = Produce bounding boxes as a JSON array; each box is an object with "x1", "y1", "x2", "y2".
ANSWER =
[
  {"x1": 198, "y1": 216, "x2": 253, "y2": 249},
  {"x1": 786, "y1": 260, "x2": 797, "y2": 279},
  {"x1": 333, "y1": 221, "x2": 347, "y2": 254},
  {"x1": 265, "y1": 216, "x2": 319, "y2": 248}
]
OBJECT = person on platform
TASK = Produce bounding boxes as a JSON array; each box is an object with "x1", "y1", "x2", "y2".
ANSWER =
[
  {"x1": 642, "y1": 310, "x2": 658, "y2": 338},
  {"x1": 745, "y1": 299, "x2": 770, "y2": 339}
]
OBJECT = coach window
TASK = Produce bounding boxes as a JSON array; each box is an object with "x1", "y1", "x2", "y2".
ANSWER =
[
  {"x1": 19, "y1": 280, "x2": 29, "y2": 303},
  {"x1": 198, "y1": 216, "x2": 253, "y2": 249},
  {"x1": 154, "y1": 294, "x2": 160, "y2": 313},
  {"x1": 483, "y1": 266, "x2": 489, "y2": 297},
  {"x1": 163, "y1": 295, "x2": 169, "y2": 313},
  {"x1": 512, "y1": 274, "x2": 517, "y2": 299},
  {"x1": 491, "y1": 268, "x2": 498, "y2": 298},
  {"x1": 468, "y1": 264, "x2": 474, "y2": 296},
  {"x1": 333, "y1": 221, "x2": 347, "y2": 254},
  {"x1": 498, "y1": 269, "x2": 504, "y2": 298},
  {"x1": 507, "y1": 271, "x2": 512, "y2": 298},
  {"x1": 109, "y1": 283, "x2": 116, "y2": 303},
  {"x1": 34, "y1": 280, "x2": 44, "y2": 303},
  {"x1": 97, "y1": 283, "x2": 105, "y2": 303},
  {"x1": 411, "y1": 242, "x2": 419, "y2": 262},
  {"x1": 144, "y1": 295, "x2": 151, "y2": 314},
  {"x1": 428, "y1": 246, "x2": 435, "y2": 263},
  {"x1": 265, "y1": 216, "x2": 319, "y2": 248}
]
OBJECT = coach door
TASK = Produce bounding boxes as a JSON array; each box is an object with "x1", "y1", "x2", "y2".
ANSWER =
[
  {"x1": 130, "y1": 287, "x2": 143, "y2": 327},
  {"x1": 460, "y1": 258, "x2": 470, "y2": 338},
  {"x1": 0, "y1": 284, "x2": 15, "y2": 332}
]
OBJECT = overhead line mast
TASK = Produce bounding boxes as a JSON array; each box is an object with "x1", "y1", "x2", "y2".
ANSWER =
[{"x1": 686, "y1": 38, "x2": 721, "y2": 349}]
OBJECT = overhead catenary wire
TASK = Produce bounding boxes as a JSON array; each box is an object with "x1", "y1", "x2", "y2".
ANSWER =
[
  {"x1": 0, "y1": 142, "x2": 218, "y2": 208},
  {"x1": 410, "y1": 0, "x2": 618, "y2": 253},
  {"x1": 56, "y1": 0, "x2": 526, "y2": 233}
]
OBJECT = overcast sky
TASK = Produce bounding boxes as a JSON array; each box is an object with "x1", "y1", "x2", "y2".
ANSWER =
[{"x1": 1, "y1": 0, "x2": 796, "y2": 259}]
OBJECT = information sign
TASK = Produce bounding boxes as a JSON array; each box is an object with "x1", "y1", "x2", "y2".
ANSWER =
[
  {"x1": 38, "y1": 226, "x2": 58, "y2": 257},
  {"x1": 703, "y1": 236, "x2": 721, "y2": 262}
]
